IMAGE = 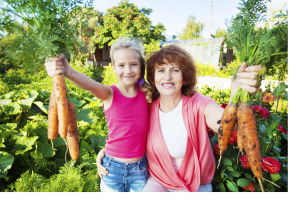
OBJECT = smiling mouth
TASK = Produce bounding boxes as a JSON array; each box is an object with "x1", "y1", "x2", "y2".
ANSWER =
[
  {"x1": 162, "y1": 83, "x2": 174, "y2": 88},
  {"x1": 123, "y1": 76, "x2": 135, "y2": 79}
]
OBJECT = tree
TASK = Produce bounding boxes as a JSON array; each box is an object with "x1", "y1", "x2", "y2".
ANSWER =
[
  {"x1": 96, "y1": 0, "x2": 166, "y2": 53},
  {"x1": 178, "y1": 15, "x2": 204, "y2": 40},
  {"x1": 212, "y1": 27, "x2": 227, "y2": 38}
]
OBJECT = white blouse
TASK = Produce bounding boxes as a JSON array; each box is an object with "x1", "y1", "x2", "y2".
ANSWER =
[{"x1": 159, "y1": 99, "x2": 187, "y2": 173}]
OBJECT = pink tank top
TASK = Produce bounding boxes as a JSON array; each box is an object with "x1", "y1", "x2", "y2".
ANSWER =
[{"x1": 103, "y1": 84, "x2": 148, "y2": 158}]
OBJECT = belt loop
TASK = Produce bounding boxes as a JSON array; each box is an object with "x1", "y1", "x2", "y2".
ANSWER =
[{"x1": 105, "y1": 155, "x2": 113, "y2": 167}]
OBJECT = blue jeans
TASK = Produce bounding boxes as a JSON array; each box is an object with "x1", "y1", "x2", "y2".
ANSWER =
[{"x1": 100, "y1": 153, "x2": 148, "y2": 192}]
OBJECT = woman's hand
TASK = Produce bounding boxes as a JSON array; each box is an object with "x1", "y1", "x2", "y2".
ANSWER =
[
  {"x1": 230, "y1": 62, "x2": 262, "y2": 102},
  {"x1": 96, "y1": 149, "x2": 108, "y2": 179},
  {"x1": 44, "y1": 54, "x2": 70, "y2": 77}
]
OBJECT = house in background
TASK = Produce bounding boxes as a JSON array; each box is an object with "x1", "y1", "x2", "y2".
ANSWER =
[{"x1": 86, "y1": 43, "x2": 111, "y2": 67}]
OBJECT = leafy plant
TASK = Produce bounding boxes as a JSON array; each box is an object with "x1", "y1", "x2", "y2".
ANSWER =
[{"x1": 1, "y1": 0, "x2": 94, "y2": 72}]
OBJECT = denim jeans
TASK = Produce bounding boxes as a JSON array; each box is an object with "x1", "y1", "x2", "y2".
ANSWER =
[{"x1": 100, "y1": 153, "x2": 148, "y2": 192}]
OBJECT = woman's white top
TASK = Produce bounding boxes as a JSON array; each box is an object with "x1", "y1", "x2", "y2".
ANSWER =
[{"x1": 159, "y1": 99, "x2": 187, "y2": 173}]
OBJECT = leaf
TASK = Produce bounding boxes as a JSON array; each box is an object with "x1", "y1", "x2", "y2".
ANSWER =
[
  {"x1": 282, "y1": 92, "x2": 288, "y2": 101},
  {"x1": 282, "y1": 133, "x2": 288, "y2": 140},
  {"x1": 33, "y1": 101, "x2": 48, "y2": 114},
  {"x1": 53, "y1": 137, "x2": 66, "y2": 146},
  {"x1": 91, "y1": 134, "x2": 107, "y2": 154},
  {"x1": 271, "y1": 121, "x2": 281, "y2": 130},
  {"x1": 225, "y1": 166, "x2": 235, "y2": 172},
  {"x1": 0, "y1": 152, "x2": 14, "y2": 178},
  {"x1": 37, "y1": 141, "x2": 55, "y2": 158},
  {"x1": 223, "y1": 158, "x2": 232, "y2": 166},
  {"x1": 0, "y1": 99, "x2": 12, "y2": 108},
  {"x1": 30, "y1": 151, "x2": 45, "y2": 165},
  {"x1": 14, "y1": 136, "x2": 39, "y2": 155},
  {"x1": 244, "y1": 173, "x2": 253, "y2": 181},
  {"x1": 80, "y1": 140, "x2": 94, "y2": 154},
  {"x1": 2, "y1": 102, "x2": 22, "y2": 115},
  {"x1": 270, "y1": 173, "x2": 282, "y2": 182},
  {"x1": 76, "y1": 108, "x2": 96, "y2": 123},
  {"x1": 69, "y1": 97, "x2": 86, "y2": 108},
  {"x1": 28, "y1": 90, "x2": 39, "y2": 100},
  {"x1": 237, "y1": 178, "x2": 251, "y2": 187},
  {"x1": 219, "y1": 182, "x2": 226, "y2": 192},
  {"x1": 279, "y1": 172, "x2": 287, "y2": 183},
  {"x1": 259, "y1": 124, "x2": 265, "y2": 134},
  {"x1": 228, "y1": 171, "x2": 241, "y2": 177},
  {"x1": 0, "y1": 123, "x2": 18, "y2": 138},
  {"x1": 226, "y1": 181, "x2": 239, "y2": 192},
  {"x1": 18, "y1": 98, "x2": 35, "y2": 111}
]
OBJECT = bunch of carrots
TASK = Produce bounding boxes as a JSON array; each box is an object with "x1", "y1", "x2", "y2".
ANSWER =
[
  {"x1": 47, "y1": 74, "x2": 79, "y2": 162},
  {"x1": 216, "y1": 15, "x2": 287, "y2": 191}
]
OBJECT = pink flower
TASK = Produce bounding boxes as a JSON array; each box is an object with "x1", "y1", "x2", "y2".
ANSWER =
[
  {"x1": 214, "y1": 144, "x2": 223, "y2": 158},
  {"x1": 229, "y1": 130, "x2": 237, "y2": 144},
  {"x1": 262, "y1": 157, "x2": 281, "y2": 174},
  {"x1": 252, "y1": 105, "x2": 270, "y2": 119},
  {"x1": 239, "y1": 154, "x2": 251, "y2": 169},
  {"x1": 221, "y1": 104, "x2": 228, "y2": 109},
  {"x1": 243, "y1": 182, "x2": 256, "y2": 192},
  {"x1": 278, "y1": 125, "x2": 284, "y2": 132}
]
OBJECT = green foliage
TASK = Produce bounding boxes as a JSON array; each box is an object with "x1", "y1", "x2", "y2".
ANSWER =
[
  {"x1": 211, "y1": 27, "x2": 227, "y2": 38},
  {"x1": 101, "y1": 66, "x2": 118, "y2": 86},
  {"x1": 1, "y1": 0, "x2": 93, "y2": 72},
  {"x1": 178, "y1": 15, "x2": 204, "y2": 40},
  {"x1": 0, "y1": 34, "x2": 18, "y2": 73},
  {"x1": 97, "y1": 0, "x2": 166, "y2": 53},
  {"x1": 203, "y1": 83, "x2": 288, "y2": 192},
  {"x1": 8, "y1": 162, "x2": 100, "y2": 192},
  {"x1": 226, "y1": 0, "x2": 287, "y2": 80}
]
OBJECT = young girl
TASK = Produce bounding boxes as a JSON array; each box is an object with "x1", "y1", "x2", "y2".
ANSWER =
[{"x1": 45, "y1": 37, "x2": 153, "y2": 192}]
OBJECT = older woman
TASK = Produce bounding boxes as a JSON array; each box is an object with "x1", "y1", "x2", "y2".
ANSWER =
[{"x1": 97, "y1": 45, "x2": 261, "y2": 192}]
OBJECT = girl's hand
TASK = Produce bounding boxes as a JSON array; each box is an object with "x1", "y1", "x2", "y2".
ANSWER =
[
  {"x1": 96, "y1": 149, "x2": 108, "y2": 179},
  {"x1": 230, "y1": 62, "x2": 262, "y2": 101},
  {"x1": 44, "y1": 54, "x2": 70, "y2": 77}
]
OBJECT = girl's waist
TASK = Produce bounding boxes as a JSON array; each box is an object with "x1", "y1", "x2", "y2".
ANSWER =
[{"x1": 104, "y1": 153, "x2": 147, "y2": 168}]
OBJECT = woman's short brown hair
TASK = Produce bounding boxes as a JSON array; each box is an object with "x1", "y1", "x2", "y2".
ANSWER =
[{"x1": 146, "y1": 44, "x2": 198, "y2": 101}]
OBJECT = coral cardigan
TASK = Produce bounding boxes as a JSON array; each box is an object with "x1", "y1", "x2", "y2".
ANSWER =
[{"x1": 146, "y1": 93, "x2": 216, "y2": 192}]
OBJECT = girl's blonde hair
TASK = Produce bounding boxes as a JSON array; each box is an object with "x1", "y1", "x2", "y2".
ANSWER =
[{"x1": 110, "y1": 36, "x2": 154, "y2": 103}]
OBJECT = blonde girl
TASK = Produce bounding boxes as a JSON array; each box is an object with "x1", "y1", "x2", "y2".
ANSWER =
[{"x1": 45, "y1": 36, "x2": 152, "y2": 192}]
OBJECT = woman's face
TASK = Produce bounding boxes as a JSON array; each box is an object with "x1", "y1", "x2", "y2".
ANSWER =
[{"x1": 154, "y1": 61, "x2": 185, "y2": 99}]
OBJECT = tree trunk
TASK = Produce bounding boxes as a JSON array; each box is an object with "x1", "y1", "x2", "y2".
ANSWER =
[{"x1": 226, "y1": 49, "x2": 233, "y2": 65}]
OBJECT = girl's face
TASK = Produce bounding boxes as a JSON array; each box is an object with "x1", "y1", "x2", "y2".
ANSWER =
[
  {"x1": 113, "y1": 48, "x2": 141, "y2": 87},
  {"x1": 154, "y1": 61, "x2": 185, "y2": 99}
]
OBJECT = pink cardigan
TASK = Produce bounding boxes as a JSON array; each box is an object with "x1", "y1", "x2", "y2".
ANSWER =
[{"x1": 146, "y1": 93, "x2": 216, "y2": 192}]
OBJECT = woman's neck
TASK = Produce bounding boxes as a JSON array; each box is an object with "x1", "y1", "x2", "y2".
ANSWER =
[{"x1": 159, "y1": 94, "x2": 183, "y2": 113}]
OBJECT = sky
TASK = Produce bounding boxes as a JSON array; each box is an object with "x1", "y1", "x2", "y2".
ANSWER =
[
  {"x1": 0, "y1": 0, "x2": 290, "y2": 39},
  {"x1": 93, "y1": 0, "x2": 289, "y2": 40}
]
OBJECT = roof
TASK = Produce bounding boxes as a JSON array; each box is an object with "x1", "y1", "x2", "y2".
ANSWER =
[{"x1": 160, "y1": 37, "x2": 226, "y2": 67}]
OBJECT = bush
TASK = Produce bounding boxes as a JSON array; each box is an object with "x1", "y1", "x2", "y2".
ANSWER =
[{"x1": 8, "y1": 162, "x2": 100, "y2": 192}]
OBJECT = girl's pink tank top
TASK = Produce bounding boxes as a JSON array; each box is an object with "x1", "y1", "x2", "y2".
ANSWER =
[{"x1": 103, "y1": 84, "x2": 148, "y2": 158}]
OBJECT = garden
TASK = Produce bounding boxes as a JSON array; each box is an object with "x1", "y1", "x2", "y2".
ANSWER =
[{"x1": 0, "y1": 0, "x2": 287, "y2": 192}]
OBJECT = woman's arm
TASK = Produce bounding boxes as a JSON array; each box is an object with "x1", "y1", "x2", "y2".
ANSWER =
[
  {"x1": 45, "y1": 54, "x2": 112, "y2": 101},
  {"x1": 204, "y1": 62, "x2": 261, "y2": 133}
]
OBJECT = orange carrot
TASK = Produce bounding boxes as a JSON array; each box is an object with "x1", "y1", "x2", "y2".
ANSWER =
[
  {"x1": 237, "y1": 102, "x2": 263, "y2": 192},
  {"x1": 53, "y1": 74, "x2": 68, "y2": 139},
  {"x1": 48, "y1": 90, "x2": 58, "y2": 140},
  {"x1": 67, "y1": 101, "x2": 79, "y2": 161},
  {"x1": 237, "y1": 125, "x2": 244, "y2": 154},
  {"x1": 217, "y1": 102, "x2": 238, "y2": 168}
]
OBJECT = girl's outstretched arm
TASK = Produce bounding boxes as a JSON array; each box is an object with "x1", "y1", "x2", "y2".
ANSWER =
[{"x1": 45, "y1": 54, "x2": 112, "y2": 101}]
